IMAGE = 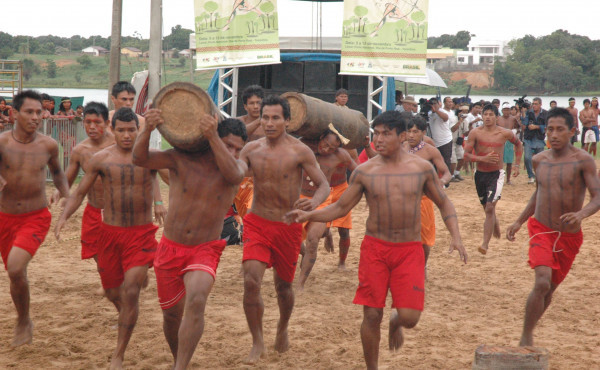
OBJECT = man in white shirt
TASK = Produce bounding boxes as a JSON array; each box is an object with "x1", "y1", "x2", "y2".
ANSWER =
[
  {"x1": 450, "y1": 104, "x2": 470, "y2": 182},
  {"x1": 428, "y1": 97, "x2": 453, "y2": 174}
]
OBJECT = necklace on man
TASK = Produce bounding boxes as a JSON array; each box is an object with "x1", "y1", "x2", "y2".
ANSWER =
[
  {"x1": 11, "y1": 129, "x2": 36, "y2": 144},
  {"x1": 409, "y1": 141, "x2": 425, "y2": 154}
]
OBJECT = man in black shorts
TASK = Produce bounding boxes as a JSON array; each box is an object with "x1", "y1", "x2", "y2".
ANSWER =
[{"x1": 463, "y1": 104, "x2": 522, "y2": 254}]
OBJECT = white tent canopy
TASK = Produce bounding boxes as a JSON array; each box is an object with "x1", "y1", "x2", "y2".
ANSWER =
[{"x1": 394, "y1": 68, "x2": 447, "y2": 88}]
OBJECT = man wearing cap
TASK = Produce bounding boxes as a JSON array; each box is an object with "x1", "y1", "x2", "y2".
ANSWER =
[
  {"x1": 498, "y1": 102, "x2": 521, "y2": 184},
  {"x1": 397, "y1": 96, "x2": 418, "y2": 114},
  {"x1": 566, "y1": 98, "x2": 579, "y2": 144},
  {"x1": 429, "y1": 97, "x2": 453, "y2": 175}
]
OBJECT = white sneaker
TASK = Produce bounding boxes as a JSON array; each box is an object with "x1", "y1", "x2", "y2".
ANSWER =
[{"x1": 528, "y1": 178, "x2": 535, "y2": 184}]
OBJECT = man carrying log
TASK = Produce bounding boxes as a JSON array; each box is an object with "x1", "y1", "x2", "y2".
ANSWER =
[
  {"x1": 298, "y1": 124, "x2": 357, "y2": 288},
  {"x1": 239, "y1": 95, "x2": 329, "y2": 364},
  {"x1": 507, "y1": 108, "x2": 600, "y2": 347},
  {"x1": 133, "y1": 109, "x2": 247, "y2": 370},
  {"x1": 285, "y1": 110, "x2": 467, "y2": 370}
]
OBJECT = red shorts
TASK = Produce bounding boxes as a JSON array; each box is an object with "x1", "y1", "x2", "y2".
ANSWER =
[
  {"x1": 527, "y1": 217, "x2": 583, "y2": 286},
  {"x1": 331, "y1": 182, "x2": 352, "y2": 229},
  {"x1": 154, "y1": 236, "x2": 226, "y2": 310},
  {"x1": 242, "y1": 213, "x2": 303, "y2": 283},
  {"x1": 97, "y1": 223, "x2": 158, "y2": 290},
  {"x1": 81, "y1": 204, "x2": 103, "y2": 260},
  {"x1": 0, "y1": 208, "x2": 51, "y2": 269},
  {"x1": 354, "y1": 235, "x2": 425, "y2": 311}
]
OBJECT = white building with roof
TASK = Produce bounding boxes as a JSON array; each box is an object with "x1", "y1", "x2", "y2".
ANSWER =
[{"x1": 456, "y1": 39, "x2": 509, "y2": 66}]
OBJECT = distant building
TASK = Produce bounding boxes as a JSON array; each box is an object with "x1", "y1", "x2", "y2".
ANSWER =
[
  {"x1": 164, "y1": 48, "x2": 179, "y2": 59},
  {"x1": 426, "y1": 48, "x2": 456, "y2": 67},
  {"x1": 82, "y1": 46, "x2": 109, "y2": 57},
  {"x1": 121, "y1": 47, "x2": 142, "y2": 57},
  {"x1": 456, "y1": 39, "x2": 509, "y2": 66},
  {"x1": 178, "y1": 49, "x2": 193, "y2": 57}
]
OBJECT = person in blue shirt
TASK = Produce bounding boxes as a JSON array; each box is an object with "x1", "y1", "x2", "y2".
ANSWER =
[{"x1": 522, "y1": 98, "x2": 547, "y2": 184}]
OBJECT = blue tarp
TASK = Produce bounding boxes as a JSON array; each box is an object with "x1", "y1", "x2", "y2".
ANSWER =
[{"x1": 208, "y1": 53, "x2": 396, "y2": 113}]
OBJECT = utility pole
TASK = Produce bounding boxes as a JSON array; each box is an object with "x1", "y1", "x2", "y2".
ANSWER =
[
  {"x1": 108, "y1": 0, "x2": 122, "y2": 108},
  {"x1": 148, "y1": 0, "x2": 162, "y2": 149}
]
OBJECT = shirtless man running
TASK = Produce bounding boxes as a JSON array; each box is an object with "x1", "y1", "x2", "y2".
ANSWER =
[
  {"x1": 285, "y1": 110, "x2": 467, "y2": 370},
  {"x1": 579, "y1": 98, "x2": 598, "y2": 156},
  {"x1": 133, "y1": 111, "x2": 247, "y2": 370},
  {"x1": 56, "y1": 108, "x2": 159, "y2": 369},
  {"x1": 566, "y1": 98, "x2": 579, "y2": 144},
  {"x1": 0, "y1": 90, "x2": 69, "y2": 346},
  {"x1": 463, "y1": 104, "x2": 523, "y2": 255},
  {"x1": 239, "y1": 95, "x2": 329, "y2": 364},
  {"x1": 506, "y1": 108, "x2": 600, "y2": 346},
  {"x1": 298, "y1": 126, "x2": 357, "y2": 288},
  {"x1": 405, "y1": 115, "x2": 451, "y2": 270},
  {"x1": 498, "y1": 102, "x2": 521, "y2": 183}
]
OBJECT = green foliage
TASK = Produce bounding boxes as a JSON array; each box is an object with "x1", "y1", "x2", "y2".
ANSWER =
[
  {"x1": 77, "y1": 54, "x2": 92, "y2": 69},
  {"x1": 428, "y1": 30, "x2": 472, "y2": 50},
  {"x1": 74, "y1": 71, "x2": 82, "y2": 83},
  {"x1": 0, "y1": 46, "x2": 13, "y2": 59},
  {"x1": 163, "y1": 25, "x2": 193, "y2": 51},
  {"x1": 46, "y1": 59, "x2": 57, "y2": 78},
  {"x1": 493, "y1": 30, "x2": 600, "y2": 93},
  {"x1": 22, "y1": 58, "x2": 39, "y2": 81},
  {"x1": 178, "y1": 56, "x2": 186, "y2": 67}
]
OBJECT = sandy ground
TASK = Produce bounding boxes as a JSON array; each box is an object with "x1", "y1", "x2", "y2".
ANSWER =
[
  {"x1": 449, "y1": 71, "x2": 493, "y2": 89},
  {"x1": 0, "y1": 167, "x2": 599, "y2": 369}
]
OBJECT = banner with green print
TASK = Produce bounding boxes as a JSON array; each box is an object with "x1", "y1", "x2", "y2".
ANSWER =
[
  {"x1": 340, "y1": 0, "x2": 429, "y2": 77},
  {"x1": 194, "y1": 0, "x2": 280, "y2": 70}
]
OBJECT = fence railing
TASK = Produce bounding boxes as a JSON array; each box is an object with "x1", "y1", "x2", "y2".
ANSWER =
[{"x1": 1, "y1": 118, "x2": 87, "y2": 181}]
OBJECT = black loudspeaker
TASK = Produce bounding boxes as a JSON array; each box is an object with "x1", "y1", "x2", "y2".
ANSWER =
[
  {"x1": 347, "y1": 75, "x2": 368, "y2": 92},
  {"x1": 304, "y1": 62, "x2": 338, "y2": 92},
  {"x1": 238, "y1": 66, "x2": 262, "y2": 87},
  {"x1": 271, "y1": 62, "x2": 303, "y2": 90}
]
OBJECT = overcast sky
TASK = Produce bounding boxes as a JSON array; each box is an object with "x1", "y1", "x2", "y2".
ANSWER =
[{"x1": 2, "y1": 0, "x2": 599, "y2": 42}]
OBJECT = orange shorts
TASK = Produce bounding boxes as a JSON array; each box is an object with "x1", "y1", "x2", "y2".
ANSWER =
[
  {"x1": 300, "y1": 192, "x2": 334, "y2": 238},
  {"x1": 154, "y1": 236, "x2": 226, "y2": 310},
  {"x1": 0, "y1": 208, "x2": 51, "y2": 269},
  {"x1": 353, "y1": 235, "x2": 425, "y2": 311},
  {"x1": 234, "y1": 177, "x2": 254, "y2": 219},
  {"x1": 97, "y1": 223, "x2": 158, "y2": 290},
  {"x1": 420, "y1": 196, "x2": 435, "y2": 247},
  {"x1": 81, "y1": 204, "x2": 103, "y2": 260},
  {"x1": 242, "y1": 213, "x2": 303, "y2": 283},
  {"x1": 330, "y1": 182, "x2": 352, "y2": 229},
  {"x1": 527, "y1": 217, "x2": 583, "y2": 286}
]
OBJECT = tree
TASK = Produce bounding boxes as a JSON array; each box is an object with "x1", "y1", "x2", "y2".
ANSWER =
[
  {"x1": 77, "y1": 54, "x2": 92, "y2": 69},
  {"x1": 178, "y1": 56, "x2": 186, "y2": 67},
  {"x1": 204, "y1": 1, "x2": 219, "y2": 29},
  {"x1": 260, "y1": 1, "x2": 275, "y2": 30},
  {"x1": 163, "y1": 25, "x2": 194, "y2": 51},
  {"x1": 395, "y1": 19, "x2": 408, "y2": 43},
  {"x1": 22, "y1": 58, "x2": 39, "y2": 81},
  {"x1": 75, "y1": 71, "x2": 82, "y2": 83},
  {"x1": 410, "y1": 11, "x2": 426, "y2": 39},
  {"x1": 46, "y1": 59, "x2": 57, "y2": 78},
  {"x1": 353, "y1": 6, "x2": 368, "y2": 33},
  {"x1": 0, "y1": 46, "x2": 13, "y2": 59}
]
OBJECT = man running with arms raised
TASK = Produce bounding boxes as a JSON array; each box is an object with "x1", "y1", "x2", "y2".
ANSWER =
[
  {"x1": 464, "y1": 104, "x2": 523, "y2": 255},
  {"x1": 239, "y1": 95, "x2": 329, "y2": 364},
  {"x1": 285, "y1": 111, "x2": 467, "y2": 370},
  {"x1": 0, "y1": 90, "x2": 69, "y2": 346},
  {"x1": 133, "y1": 111, "x2": 247, "y2": 369},
  {"x1": 56, "y1": 108, "x2": 159, "y2": 369},
  {"x1": 507, "y1": 108, "x2": 600, "y2": 347}
]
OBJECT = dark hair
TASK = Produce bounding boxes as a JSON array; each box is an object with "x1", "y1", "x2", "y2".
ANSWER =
[
  {"x1": 371, "y1": 110, "x2": 408, "y2": 135},
  {"x1": 0, "y1": 97, "x2": 5, "y2": 104},
  {"x1": 218, "y1": 118, "x2": 248, "y2": 142},
  {"x1": 242, "y1": 85, "x2": 264, "y2": 105},
  {"x1": 443, "y1": 96, "x2": 452, "y2": 104},
  {"x1": 491, "y1": 98, "x2": 500, "y2": 104},
  {"x1": 472, "y1": 102, "x2": 483, "y2": 108},
  {"x1": 111, "y1": 107, "x2": 139, "y2": 128},
  {"x1": 13, "y1": 90, "x2": 43, "y2": 112},
  {"x1": 335, "y1": 88, "x2": 348, "y2": 97},
  {"x1": 546, "y1": 107, "x2": 574, "y2": 129},
  {"x1": 482, "y1": 104, "x2": 499, "y2": 116},
  {"x1": 76, "y1": 105, "x2": 83, "y2": 110},
  {"x1": 58, "y1": 97, "x2": 72, "y2": 113},
  {"x1": 260, "y1": 95, "x2": 291, "y2": 121},
  {"x1": 533, "y1": 97, "x2": 542, "y2": 104},
  {"x1": 429, "y1": 97, "x2": 438, "y2": 105},
  {"x1": 40, "y1": 93, "x2": 51, "y2": 101},
  {"x1": 111, "y1": 81, "x2": 136, "y2": 98},
  {"x1": 84, "y1": 101, "x2": 109, "y2": 121},
  {"x1": 407, "y1": 115, "x2": 428, "y2": 131},
  {"x1": 550, "y1": 100, "x2": 557, "y2": 106},
  {"x1": 319, "y1": 128, "x2": 342, "y2": 145},
  {"x1": 583, "y1": 98, "x2": 591, "y2": 105}
]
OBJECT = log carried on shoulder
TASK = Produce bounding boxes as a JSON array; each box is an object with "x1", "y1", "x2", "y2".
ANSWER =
[
  {"x1": 281, "y1": 92, "x2": 369, "y2": 149},
  {"x1": 153, "y1": 82, "x2": 223, "y2": 152}
]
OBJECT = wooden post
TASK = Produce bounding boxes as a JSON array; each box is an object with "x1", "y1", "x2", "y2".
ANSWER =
[
  {"x1": 108, "y1": 0, "x2": 122, "y2": 108},
  {"x1": 472, "y1": 345, "x2": 549, "y2": 370}
]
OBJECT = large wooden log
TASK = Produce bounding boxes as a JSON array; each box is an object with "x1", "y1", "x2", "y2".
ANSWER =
[
  {"x1": 281, "y1": 92, "x2": 369, "y2": 149},
  {"x1": 472, "y1": 345, "x2": 549, "y2": 370},
  {"x1": 153, "y1": 82, "x2": 222, "y2": 152}
]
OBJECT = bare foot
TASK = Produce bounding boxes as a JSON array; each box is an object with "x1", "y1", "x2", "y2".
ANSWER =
[
  {"x1": 324, "y1": 232, "x2": 334, "y2": 253},
  {"x1": 11, "y1": 319, "x2": 33, "y2": 347},
  {"x1": 243, "y1": 343, "x2": 265, "y2": 365},
  {"x1": 388, "y1": 311, "x2": 404, "y2": 351},
  {"x1": 337, "y1": 262, "x2": 347, "y2": 271},
  {"x1": 109, "y1": 356, "x2": 123, "y2": 370},
  {"x1": 274, "y1": 329, "x2": 289, "y2": 353},
  {"x1": 478, "y1": 246, "x2": 488, "y2": 255}
]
